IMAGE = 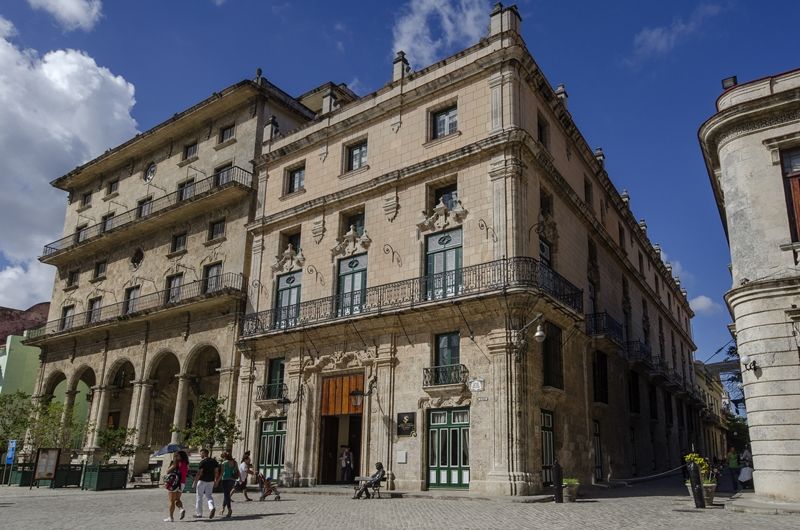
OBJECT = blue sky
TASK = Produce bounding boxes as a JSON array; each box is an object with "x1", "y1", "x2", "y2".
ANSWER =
[{"x1": 0, "y1": 0, "x2": 796, "y2": 362}]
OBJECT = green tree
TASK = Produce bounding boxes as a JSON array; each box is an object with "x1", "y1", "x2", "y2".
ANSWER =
[
  {"x1": 0, "y1": 391, "x2": 34, "y2": 452},
  {"x1": 173, "y1": 396, "x2": 241, "y2": 454},
  {"x1": 27, "y1": 400, "x2": 86, "y2": 458},
  {"x1": 724, "y1": 410, "x2": 750, "y2": 452},
  {"x1": 94, "y1": 427, "x2": 138, "y2": 463}
]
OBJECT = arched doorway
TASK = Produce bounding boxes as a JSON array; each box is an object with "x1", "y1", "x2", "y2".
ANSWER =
[
  {"x1": 185, "y1": 346, "x2": 221, "y2": 429},
  {"x1": 105, "y1": 360, "x2": 136, "y2": 430},
  {"x1": 147, "y1": 352, "x2": 180, "y2": 448}
]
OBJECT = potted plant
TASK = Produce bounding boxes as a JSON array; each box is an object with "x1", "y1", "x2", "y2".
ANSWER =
[
  {"x1": 82, "y1": 427, "x2": 138, "y2": 491},
  {"x1": 563, "y1": 478, "x2": 580, "y2": 502},
  {"x1": 683, "y1": 453, "x2": 717, "y2": 506}
]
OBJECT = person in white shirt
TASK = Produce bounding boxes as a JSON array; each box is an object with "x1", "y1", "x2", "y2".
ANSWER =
[{"x1": 232, "y1": 454, "x2": 254, "y2": 501}]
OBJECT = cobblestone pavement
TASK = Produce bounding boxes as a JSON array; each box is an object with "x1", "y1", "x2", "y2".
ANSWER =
[{"x1": 0, "y1": 480, "x2": 796, "y2": 530}]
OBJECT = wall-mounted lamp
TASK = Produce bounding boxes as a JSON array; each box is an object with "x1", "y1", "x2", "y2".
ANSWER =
[
  {"x1": 349, "y1": 377, "x2": 377, "y2": 408},
  {"x1": 740, "y1": 354, "x2": 757, "y2": 372},
  {"x1": 277, "y1": 384, "x2": 304, "y2": 415}
]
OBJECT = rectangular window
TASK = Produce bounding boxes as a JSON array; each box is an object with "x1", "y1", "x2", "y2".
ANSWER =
[
  {"x1": 433, "y1": 332, "x2": 461, "y2": 385},
  {"x1": 88, "y1": 297, "x2": 102, "y2": 323},
  {"x1": 347, "y1": 141, "x2": 368, "y2": 171},
  {"x1": 101, "y1": 212, "x2": 115, "y2": 232},
  {"x1": 655, "y1": 274, "x2": 660, "y2": 296},
  {"x1": 208, "y1": 219, "x2": 225, "y2": 241},
  {"x1": 274, "y1": 271, "x2": 301, "y2": 328},
  {"x1": 106, "y1": 179, "x2": 118, "y2": 195},
  {"x1": 60, "y1": 305, "x2": 75, "y2": 331},
  {"x1": 780, "y1": 148, "x2": 800, "y2": 241},
  {"x1": 183, "y1": 142, "x2": 197, "y2": 160},
  {"x1": 219, "y1": 124, "x2": 235, "y2": 143},
  {"x1": 618, "y1": 223, "x2": 626, "y2": 252},
  {"x1": 171, "y1": 232, "x2": 187, "y2": 253},
  {"x1": 593, "y1": 351, "x2": 608, "y2": 403},
  {"x1": 81, "y1": 192, "x2": 92, "y2": 207},
  {"x1": 178, "y1": 179, "x2": 195, "y2": 201},
  {"x1": 537, "y1": 115, "x2": 550, "y2": 150},
  {"x1": 542, "y1": 322, "x2": 564, "y2": 389},
  {"x1": 286, "y1": 165, "x2": 305, "y2": 194},
  {"x1": 432, "y1": 106, "x2": 458, "y2": 139},
  {"x1": 539, "y1": 239, "x2": 552, "y2": 268},
  {"x1": 638, "y1": 252, "x2": 644, "y2": 275},
  {"x1": 75, "y1": 224, "x2": 88, "y2": 244},
  {"x1": 66, "y1": 269, "x2": 79, "y2": 287},
  {"x1": 425, "y1": 228, "x2": 462, "y2": 300},
  {"x1": 540, "y1": 187, "x2": 553, "y2": 218},
  {"x1": 165, "y1": 273, "x2": 183, "y2": 304},
  {"x1": 124, "y1": 285, "x2": 140, "y2": 315},
  {"x1": 214, "y1": 163, "x2": 233, "y2": 186},
  {"x1": 343, "y1": 211, "x2": 365, "y2": 237},
  {"x1": 588, "y1": 239, "x2": 597, "y2": 266},
  {"x1": 584, "y1": 178, "x2": 594, "y2": 209},
  {"x1": 628, "y1": 371, "x2": 640, "y2": 413},
  {"x1": 337, "y1": 254, "x2": 367, "y2": 316},
  {"x1": 93, "y1": 260, "x2": 106, "y2": 279},
  {"x1": 203, "y1": 262, "x2": 223, "y2": 293},
  {"x1": 434, "y1": 183, "x2": 459, "y2": 211},
  {"x1": 265, "y1": 358, "x2": 286, "y2": 399},
  {"x1": 137, "y1": 196, "x2": 153, "y2": 218}
]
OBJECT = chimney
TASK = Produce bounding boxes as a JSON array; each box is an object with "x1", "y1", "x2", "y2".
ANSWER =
[
  {"x1": 393, "y1": 51, "x2": 410, "y2": 82},
  {"x1": 555, "y1": 84, "x2": 568, "y2": 108},
  {"x1": 321, "y1": 87, "x2": 337, "y2": 114},
  {"x1": 489, "y1": 3, "x2": 521, "y2": 36}
]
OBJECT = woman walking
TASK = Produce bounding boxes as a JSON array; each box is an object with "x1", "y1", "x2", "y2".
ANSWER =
[
  {"x1": 220, "y1": 452, "x2": 239, "y2": 518},
  {"x1": 163, "y1": 450, "x2": 189, "y2": 522}
]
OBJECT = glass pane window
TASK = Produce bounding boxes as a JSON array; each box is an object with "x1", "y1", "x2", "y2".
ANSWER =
[
  {"x1": 183, "y1": 142, "x2": 197, "y2": 160},
  {"x1": 337, "y1": 254, "x2": 367, "y2": 316},
  {"x1": 66, "y1": 269, "x2": 79, "y2": 287},
  {"x1": 137, "y1": 197, "x2": 153, "y2": 218},
  {"x1": 540, "y1": 239, "x2": 552, "y2": 267},
  {"x1": 124, "y1": 286, "x2": 140, "y2": 314},
  {"x1": 203, "y1": 263, "x2": 223, "y2": 293},
  {"x1": 286, "y1": 233, "x2": 301, "y2": 252},
  {"x1": 215, "y1": 164, "x2": 233, "y2": 186},
  {"x1": 81, "y1": 192, "x2": 92, "y2": 207},
  {"x1": 430, "y1": 411, "x2": 447, "y2": 425},
  {"x1": 434, "y1": 184, "x2": 459, "y2": 211},
  {"x1": 102, "y1": 213, "x2": 115, "y2": 232},
  {"x1": 178, "y1": 179, "x2": 195, "y2": 201},
  {"x1": 88, "y1": 297, "x2": 102, "y2": 323},
  {"x1": 432, "y1": 106, "x2": 457, "y2": 139},
  {"x1": 344, "y1": 212, "x2": 365, "y2": 236},
  {"x1": 94, "y1": 261, "x2": 106, "y2": 279},
  {"x1": 219, "y1": 125, "x2": 235, "y2": 143},
  {"x1": 425, "y1": 228, "x2": 462, "y2": 300},
  {"x1": 60, "y1": 305, "x2": 75, "y2": 330},
  {"x1": 171, "y1": 232, "x2": 187, "y2": 253},
  {"x1": 208, "y1": 219, "x2": 225, "y2": 241},
  {"x1": 435, "y1": 332, "x2": 460, "y2": 367},
  {"x1": 166, "y1": 273, "x2": 183, "y2": 303},
  {"x1": 75, "y1": 224, "x2": 88, "y2": 244},
  {"x1": 287, "y1": 166, "x2": 305, "y2": 193},
  {"x1": 452, "y1": 410, "x2": 469, "y2": 424},
  {"x1": 275, "y1": 271, "x2": 301, "y2": 328},
  {"x1": 347, "y1": 142, "x2": 368, "y2": 171},
  {"x1": 782, "y1": 148, "x2": 800, "y2": 175},
  {"x1": 107, "y1": 180, "x2": 119, "y2": 195}
]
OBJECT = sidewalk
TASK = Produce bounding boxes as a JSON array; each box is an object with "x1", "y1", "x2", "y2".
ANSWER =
[
  {"x1": 276, "y1": 484, "x2": 553, "y2": 503},
  {"x1": 725, "y1": 492, "x2": 800, "y2": 515}
]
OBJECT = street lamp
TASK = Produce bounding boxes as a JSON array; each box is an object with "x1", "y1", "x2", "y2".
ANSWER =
[
  {"x1": 277, "y1": 384, "x2": 304, "y2": 415},
  {"x1": 349, "y1": 377, "x2": 377, "y2": 408},
  {"x1": 740, "y1": 354, "x2": 758, "y2": 372}
]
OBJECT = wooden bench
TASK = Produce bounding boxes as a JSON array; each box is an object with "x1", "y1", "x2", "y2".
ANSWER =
[{"x1": 354, "y1": 476, "x2": 387, "y2": 499}]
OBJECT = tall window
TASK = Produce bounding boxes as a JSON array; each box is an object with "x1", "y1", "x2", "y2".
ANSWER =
[
  {"x1": 587, "y1": 280, "x2": 597, "y2": 315},
  {"x1": 60, "y1": 305, "x2": 75, "y2": 331},
  {"x1": 286, "y1": 165, "x2": 305, "y2": 194},
  {"x1": 101, "y1": 212, "x2": 115, "y2": 232},
  {"x1": 183, "y1": 142, "x2": 197, "y2": 160},
  {"x1": 540, "y1": 187, "x2": 553, "y2": 217},
  {"x1": 93, "y1": 260, "x2": 106, "y2": 279},
  {"x1": 81, "y1": 192, "x2": 92, "y2": 207},
  {"x1": 433, "y1": 332, "x2": 461, "y2": 385},
  {"x1": 165, "y1": 273, "x2": 183, "y2": 304},
  {"x1": 171, "y1": 232, "x2": 187, "y2": 253},
  {"x1": 540, "y1": 239, "x2": 552, "y2": 268},
  {"x1": 434, "y1": 183, "x2": 459, "y2": 211},
  {"x1": 347, "y1": 141, "x2": 368, "y2": 171},
  {"x1": 214, "y1": 163, "x2": 233, "y2": 186},
  {"x1": 178, "y1": 179, "x2": 195, "y2": 201},
  {"x1": 425, "y1": 228, "x2": 462, "y2": 300},
  {"x1": 266, "y1": 358, "x2": 285, "y2": 399},
  {"x1": 537, "y1": 115, "x2": 550, "y2": 150},
  {"x1": 124, "y1": 285, "x2": 140, "y2": 315},
  {"x1": 137, "y1": 196, "x2": 153, "y2": 218},
  {"x1": 642, "y1": 300, "x2": 650, "y2": 347},
  {"x1": 208, "y1": 219, "x2": 225, "y2": 241},
  {"x1": 618, "y1": 223, "x2": 626, "y2": 252},
  {"x1": 88, "y1": 297, "x2": 102, "y2": 323},
  {"x1": 337, "y1": 254, "x2": 367, "y2": 316},
  {"x1": 275, "y1": 271, "x2": 301, "y2": 328},
  {"x1": 628, "y1": 371, "x2": 640, "y2": 413},
  {"x1": 219, "y1": 124, "x2": 235, "y2": 143},
  {"x1": 203, "y1": 262, "x2": 222, "y2": 293},
  {"x1": 638, "y1": 252, "x2": 644, "y2": 275},
  {"x1": 593, "y1": 351, "x2": 608, "y2": 403},
  {"x1": 75, "y1": 224, "x2": 88, "y2": 244},
  {"x1": 66, "y1": 269, "x2": 79, "y2": 288},
  {"x1": 432, "y1": 106, "x2": 458, "y2": 139},
  {"x1": 584, "y1": 178, "x2": 594, "y2": 209},
  {"x1": 542, "y1": 322, "x2": 563, "y2": 389},
  {"x1": 782, "y1": 148, "x2": 800, "y2": 241},
  {"x1": 106, "y1": 179, "x2": 118, "y2": 195}
]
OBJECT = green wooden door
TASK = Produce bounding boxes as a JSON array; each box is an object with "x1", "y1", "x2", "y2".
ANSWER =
[
  {"x1": 259, "y1": 418, "x2": 287, "y2": 483},
  {"x1": 427, "y1": 408, "x2": 469, "y2": 489}
]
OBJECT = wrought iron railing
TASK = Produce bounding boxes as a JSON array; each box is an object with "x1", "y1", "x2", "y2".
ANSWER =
[
  {"x1": 585, "y1": 312, "x2": 624, "y2": 345},
  {"x1": 256, "y1": 383, "x2": 288, "y2": 401},
  {"x1": 625, "y1": 341, "x2": 652, "y2": 363},
  {"x1": 423, "y1": 364, "x2": 469, "y2": 387},
  {"x1": 26, "y1": 273, "x2": 245, "y2": 339},
  {"x1": 41, "y1": 166, "x2": 253, "y2": 258},
  {"x1": 651, "y1": 356, "x2": 670, "y2": 374},
  {"x1": 242, "y1": 257, "x2": 583, "y2": 337}
]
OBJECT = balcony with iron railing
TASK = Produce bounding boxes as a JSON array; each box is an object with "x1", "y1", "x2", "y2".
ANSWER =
[
  {"x1": 25, "y1": 273, "x2": 245, "y2": 342},
  {"x1": 240, "y1": 257, "x2": 583, "y2": 338},
  {"x1": 585, "y1": 312, "x2": 624, "y2": 346},
  {"x1": 422, "y1": 364, "x2": 469, "y2": 397},
  {"x1": 625, "y1": 341, "x2": 652, "y2": 365},
  {"x1": 40, "y1": 166, "x2": 253, "y2": 264},
  {"x1": 255, "y1": 383, "x2": 288, "y2": 401}
]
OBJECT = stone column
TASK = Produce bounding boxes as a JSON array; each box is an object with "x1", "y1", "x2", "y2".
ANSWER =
[
  {"x1": 233, "y1": 362, "x2": 256, "y2": 460},
  {"x1": 129, "y1": 380, "x2": 153, "y2": 475},
  {"x1": 88, "y1": 386, "x2": 110, "y2": 450},
  {"x1": 170, "y1": 374, "x2": 191, "y2": 445}
]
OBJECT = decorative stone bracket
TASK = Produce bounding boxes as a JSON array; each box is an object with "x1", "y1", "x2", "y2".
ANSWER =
[
  {"x1": 271, "y1": 244, "x2": 305, "y2": 275},
  {"x1": 331, "y1": 226, "x2": 372, "y2": 257},
  {"x1": 417, "y1": 197, "x2": 468, "y2": 233}
]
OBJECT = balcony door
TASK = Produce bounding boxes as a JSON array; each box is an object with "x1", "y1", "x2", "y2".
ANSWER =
[
  {"x1": 258, "y1": 418, "x2": 286, "y2": 484},
  {"x1": 203, "y1": 263, "x2": 222, "y2": 293},
  {"x1": 337, "y1": 254, "x2": 367, "y2": 316},
  {"x1": 265, "y1": 358, "x2": 285, "y2": 399},
  {"x1": 427, "y1": 408, "x2": 469, "y2": 489},
  {"x1": 124, "y1": 286, "x2": 140, "y2": 315},
  {"x1": 433, "y1": 332, "x2": 460, "y2": 385},
  {"x1": 274, "y1": 271, "x2": 301, "y2": 329},
  {"x1": 425, "y1": 228, "x2": 462, "y2": 300}
]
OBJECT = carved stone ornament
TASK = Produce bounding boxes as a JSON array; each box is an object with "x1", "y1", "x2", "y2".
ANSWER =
[
  {"x1": 417, "y1": 394, "x2": 471, "y2": 410},
  {"x1": 417, "y1": 197, "x2": 468, "y2": 233},
  {"x1": 312, "y1": 215, "x2": 326, "y2": 244},
  {"x1": 271, "y1": 244, "x2": 306, "y2": 274},
  {"x1": 536, "y1": 213, "x2": 559, "y2": 246},
  {"x1": 331, "y1": 226, "x2": 372, "y2": 258},
  {"x1": 383, "y1": 189, "x2": 399, "y2": 222}
]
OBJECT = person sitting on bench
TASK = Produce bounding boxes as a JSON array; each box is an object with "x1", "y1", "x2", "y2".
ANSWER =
[{"x1": 352, "y1": 462, "x2": 385, "y2": 499}]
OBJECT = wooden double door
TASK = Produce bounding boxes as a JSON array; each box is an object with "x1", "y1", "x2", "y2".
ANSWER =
[{"x1": 319, "y1": 374, "x2": 363, "y2": 484}]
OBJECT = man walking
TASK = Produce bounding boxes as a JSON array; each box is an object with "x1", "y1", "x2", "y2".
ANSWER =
[
  {"x1": 195, "y1": 449, "x2": 220, "y2": 519},
  {"x1": 726, "y1": 446, "x2": 740, "y2": 493}
]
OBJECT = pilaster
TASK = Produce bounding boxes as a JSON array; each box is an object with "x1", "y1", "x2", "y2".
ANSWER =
[{"x1": 170, "y1": 374, "x2": 192, "y2": 445}]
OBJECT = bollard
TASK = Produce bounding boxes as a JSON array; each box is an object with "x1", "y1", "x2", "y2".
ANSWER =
[
  {"x1": 553, "y1": 459, "x2": 563, "y2": 503},
  {"x1": 688, "y1": 461, "x2": 705, "y2": 509}
]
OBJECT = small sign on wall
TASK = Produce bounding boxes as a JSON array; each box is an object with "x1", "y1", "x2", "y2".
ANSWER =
[{"x1": 396, "y1": 412, "x2": 416, "y2": 437}]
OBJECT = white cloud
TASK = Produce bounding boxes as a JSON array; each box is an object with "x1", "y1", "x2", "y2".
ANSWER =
[
  {"x1": 0, "y1": 19, "x2": 137, "y2": 309},
  {"x1": 689, "y1": 295, "x2": 722, "y2": 315},
  {"x1": 347, "y1": 77, "x2": 364, "y2": 95},
  {"x1": 392, "y1": 0, "x2": 487, "y2": 69},
  {"x1": 629, "y1": 4, "x2": 722, "y2": 64},
  {"x1": 27, "y1": 0, "x2": 102, "y2": 32},
  {"x1": 0, "y1": 15, "x2": 16, "y2": 39},
  {"x1": 212, "y1": 0, "x2": 227, "y2": 6},
  {"x1": 659, "y1": 250, "x2": 694, "y2": 285}
]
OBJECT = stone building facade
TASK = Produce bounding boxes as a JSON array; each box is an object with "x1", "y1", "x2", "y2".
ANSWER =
[
  {"x1": 699, "y1": 68, "x2": 800, "y2": 502},
  {"x1": 30, "y1": 4, "x2": 703, "y2": 492},
  {"x1": 235, "y1": 5, "x2": 701, "y2": 494},
  {"x1": 693, "y1": 361, "x2": 728, "y2": 462}
]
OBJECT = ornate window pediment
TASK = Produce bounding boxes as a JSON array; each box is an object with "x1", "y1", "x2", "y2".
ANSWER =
[
  {"x1": 417, "y1": 196, "x2": 468, "y2": 233},
  {"x1": 331, "y1": 225, "x2": 372, "y2": 258},
  {"x1": 271, "y1": 244, "x2": 305, "y2": 274}
]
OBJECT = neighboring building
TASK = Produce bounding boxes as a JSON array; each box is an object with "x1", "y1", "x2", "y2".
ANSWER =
[
  {"x1": 32, "y1": 4, "x2": 700, "y2": 493},
  {"x1": 0, "y1": 302, "x2": 49, "y2": 344},
  {"x1": 699, "y1": 68, "x2": 800, "y2": 503},
  {"x1": 235, "y1": 5, "x2": 699, "y2": 494},
  {"x1": 693, "y1": 361, "x2": 728, "y2": 462},
  {"x1": 0, "y1": 335, "x2": 42, "y2": 395}
]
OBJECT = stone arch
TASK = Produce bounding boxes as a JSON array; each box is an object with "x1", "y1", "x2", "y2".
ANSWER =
[
  {"x1": 104, "y1": 357, "x2": 138, "y2": 387},
  {"x1": 145, "y1": 348, "x2": 180, "y2": 380},
  {"x1": 68, "y1": 364, "x2": 97, "y2": 393},
  {"x1": 42, "y1": 369, "x2": 68, "y2": 397},
  {"x1": 104, "y1": 358, "x2": 137, "y2": 430},
  {"x1": 184, "y1": 345, "x2": 222, "y2": 426},
  {"x1": 145, "y1": 350, "x2": 181, "y2": 448},
  {"x1": 183, "y1": 342, "x2": 223, "y2": 375}
]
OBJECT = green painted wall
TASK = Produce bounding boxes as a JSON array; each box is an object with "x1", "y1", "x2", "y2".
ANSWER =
[{"x1": 0, "y1": 335, "x2": 41, "y2": 395}]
